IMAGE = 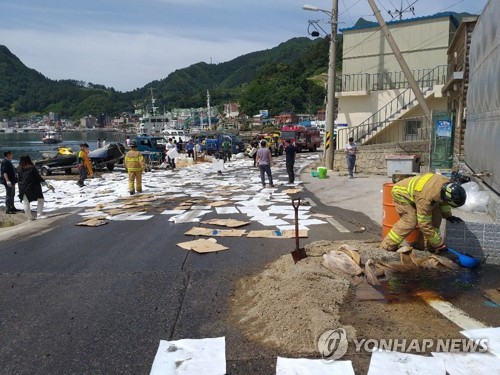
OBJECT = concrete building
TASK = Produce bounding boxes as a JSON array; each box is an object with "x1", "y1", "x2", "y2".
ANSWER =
[
  {"x1": 442, "y1": 17, "x2": 478, "y2": 162},
  {"x1": 223, "y1": 103, "x2": 240, "y2": 118},
  {"x1": 334, "y1": 13, "x2": 460, "y2": 171},
  {"x1": 80, "y1": 115, "x2": 97, "y2": 129},
  {"x1": 446, "y1": 0, "x2": 500, "y2": 265}
]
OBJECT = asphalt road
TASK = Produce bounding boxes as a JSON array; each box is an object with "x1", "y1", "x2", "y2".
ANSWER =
[
  {"x1": 2, "y1": 154, "x2": 499, "y2": 374},
  {"x1": 0, "y1": 154, "x2": 382, "y2": 375}
]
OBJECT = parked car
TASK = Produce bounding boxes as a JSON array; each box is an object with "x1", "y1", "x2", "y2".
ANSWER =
[
  {"x1": 200, "y1": 133, "x2": 245, "y2": 155},
  {"x1": 135, "y1": 135, "x2": 167, "y2": 166}
]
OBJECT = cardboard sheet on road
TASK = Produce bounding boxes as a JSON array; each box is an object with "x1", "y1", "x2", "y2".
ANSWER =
[
  {"x1": 207, "y1": 201, "x2": 232, "y2": 207},
  {"x1": 246, "y1": 229, "x2": 308, "y2": 238},
  {"x1": 484, "y1": 289, "x2": 500, "y2": 304},
  {"x1": 76, "y1": 218, "x2": 108, "y2": 227},
  {"x1": 177, "y1": 238, "x2": 229, "y2": 253},
  {"x1": 200, "y1": 218, "x2": 249, "y2": 228},
  {"x1": 184, "y1": 227, "x2": 246, "y2": 237},
  {"x1": 282, "y1": 188, "x2": 303, "y2": 195}
]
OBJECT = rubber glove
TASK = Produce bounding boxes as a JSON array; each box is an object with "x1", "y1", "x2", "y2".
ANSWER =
[
  {"x1": 446, "y1": 216, "x2": 463, "y2": 224},
  {"x1": 434, "y1": 243, "x2": 448, "y2": 254}
]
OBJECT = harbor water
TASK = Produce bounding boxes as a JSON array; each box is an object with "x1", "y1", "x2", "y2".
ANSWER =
[{"x1": 0, "y1": 131, "x2": 130, "y2": 162}]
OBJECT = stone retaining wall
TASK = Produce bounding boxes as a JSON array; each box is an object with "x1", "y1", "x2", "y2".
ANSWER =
[{"x1": 333, "y1": 141, "x2": 430, "y2": 175}]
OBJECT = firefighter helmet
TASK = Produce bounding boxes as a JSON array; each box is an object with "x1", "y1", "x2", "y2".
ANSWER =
[{"x1": 441, "y1": 182, "x2": 467, "y2": 207}]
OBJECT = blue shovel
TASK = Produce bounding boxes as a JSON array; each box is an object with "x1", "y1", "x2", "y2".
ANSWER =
[{"x1": 447, "y1": 248, "x2": 480, "y2": 268}]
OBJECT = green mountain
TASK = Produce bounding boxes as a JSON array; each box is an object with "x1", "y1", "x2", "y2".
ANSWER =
[
  {"x1": 0, "y1": 45, "x2": 130, "y2": 120},
  {"x1": 0, "y1": 37, "x2": 329, "y2": 121}
]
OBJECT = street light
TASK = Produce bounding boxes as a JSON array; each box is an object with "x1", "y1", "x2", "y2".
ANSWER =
[
  {"x1": 303, "y1": 1, "x2": 338, "y2": 170},
  {"x1": 302, "y1": 4, "x2": 322, "y2": 12}
]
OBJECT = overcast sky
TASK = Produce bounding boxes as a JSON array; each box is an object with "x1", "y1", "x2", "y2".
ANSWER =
[{"x1": 0, "y1": 0, "x2": 488, "y2": 92}]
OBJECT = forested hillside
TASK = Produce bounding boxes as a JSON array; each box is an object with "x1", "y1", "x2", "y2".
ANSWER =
[{"x1": 0, "y1": 37, "x2": 335, "y2": 120}]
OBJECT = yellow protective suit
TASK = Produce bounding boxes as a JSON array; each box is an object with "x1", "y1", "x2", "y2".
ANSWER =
[
  {"x1": 381, "y1": 173, "x2": 452, "y2": 251},
  {"x1": 84, "y1": 149, "x2": 93, "y2": 178},
  {"x1": 124, "y1": 149, "x2": 145, "y2": 194}
]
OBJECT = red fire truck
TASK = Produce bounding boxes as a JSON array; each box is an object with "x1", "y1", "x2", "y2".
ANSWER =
[{"x1": 280, "y1": 125, "x2": 321, "y2": 152}]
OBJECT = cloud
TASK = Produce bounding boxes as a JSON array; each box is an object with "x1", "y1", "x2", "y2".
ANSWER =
[
  {"x1": 0, "y1": 0, "x2": 488, "y2": 92},
  {"x1": 1, "y1": 27, "x2": 279, "y2": 92}
]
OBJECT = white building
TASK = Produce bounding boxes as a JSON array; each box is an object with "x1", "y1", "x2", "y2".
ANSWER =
[{"x1": 336, "y1": 13, "x2": 457, "y2": 149}]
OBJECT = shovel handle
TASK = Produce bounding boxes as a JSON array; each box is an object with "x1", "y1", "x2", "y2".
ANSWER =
[{"x1": 292, "y1": 197, "x2": 301, "y2": 209}]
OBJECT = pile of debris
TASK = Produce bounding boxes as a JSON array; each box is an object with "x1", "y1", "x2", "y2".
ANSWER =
[
  {"x1": 231, "y1": 240, "x2": 460, "y2": 354},
  {"x1": 323, "y1": 244, "x2": 459, "y2": 287}
]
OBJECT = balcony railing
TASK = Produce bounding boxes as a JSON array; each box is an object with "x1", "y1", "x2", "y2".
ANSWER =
[{"x1": 337, "y1": 65, "x2": 448, "y2": 93}]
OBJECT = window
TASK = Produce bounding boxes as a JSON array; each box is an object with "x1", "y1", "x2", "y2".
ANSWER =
[{"x1": 405, "y1": 120, "x2": 421, "y2": 141}]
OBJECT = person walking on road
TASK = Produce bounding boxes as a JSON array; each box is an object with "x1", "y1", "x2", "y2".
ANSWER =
[
  {"x1": 256, "y1": 140, "x2": 274, "y2": 188},
  {"x1": 186, "y1": 139, "x2": 195, "y2": 159},
  {"x1": 1, "y1": 151, "x2": 19, "y2": 214},
  {"x1": 222, "y1": 138, "x2": 231, "y2": 162},
  {"x1": 380, "y1": 173, "x2": 466, "y2": 253},
  {"x1": 166, "y1": 138, "x2": 176, "y2": 170},
  {"x1": 249, "y1": 139, "x2": 259, "y2": 167},
  {"x1": 284, "y1": 139, "x2": 296, "y2": 184},
  {"x1": 345, "y1": 137, "x2": 358, "y2": 179},
  {"x1": 124, "y1": 140, "x2": 145, "y2": 195},
  {"x1": 17, "y1": 155, "x2": 52, "y2": 221},
  {"x1": 76, "y1": 143, "x2": 90, "y2": 187}
]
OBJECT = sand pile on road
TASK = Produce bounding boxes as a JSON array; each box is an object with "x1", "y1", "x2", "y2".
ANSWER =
[{"x1": 230, "y1": 240, "x2": 399, "y2": 354}]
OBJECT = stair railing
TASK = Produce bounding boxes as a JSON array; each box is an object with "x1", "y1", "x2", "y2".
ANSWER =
[{"x1": 346, "y1": 65, "x2": 447, "y2": 143}]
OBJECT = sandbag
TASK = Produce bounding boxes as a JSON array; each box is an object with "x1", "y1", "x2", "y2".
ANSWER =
[
  {"x1": 322, "y1": 251, "x2": 364, "y2": 276},
  {"x1": 364, "y1": 259, "x2": 381, "y2": 286},
  {"x1": 338, "y1": 244, "x2": 361, "y2": 265}
]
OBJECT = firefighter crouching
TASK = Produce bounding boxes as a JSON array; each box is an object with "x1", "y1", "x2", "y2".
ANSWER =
[
  {"x1": 380, "y1": 173, "x2": 467, "y2": 253},
  {"x1": 124, "y1": 140, "x2": 145, "y2": 195}
]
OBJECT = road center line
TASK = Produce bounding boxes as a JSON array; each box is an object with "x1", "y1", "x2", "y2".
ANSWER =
[
  {"x1": 304, "y1": 197, "x2": 317, "y2": 207},
  {"x1": 326, "y1": 217, "x2": 350, "y2": 233},
  {"x1": 417, "y1": 291, "x2": 487, "y2": 331}
]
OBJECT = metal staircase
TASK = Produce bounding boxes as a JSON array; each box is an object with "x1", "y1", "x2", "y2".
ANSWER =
[{"x1": 346, "y1": 65, "x2": 447, "y2": 144}]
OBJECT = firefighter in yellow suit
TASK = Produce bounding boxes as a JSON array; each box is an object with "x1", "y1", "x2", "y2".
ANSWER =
[
  {"x1": 124, "y1": 140, "x2": 145, "y2": 195},
  {"x1": 380, "y1": 173, "x2": 467, "y2": 253}
]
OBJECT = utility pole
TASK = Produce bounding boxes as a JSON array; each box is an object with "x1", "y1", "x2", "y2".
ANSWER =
[
  {"x1": 324, "y1": 0, "x2": 339, "y2": 170},
  {"x1": 366, "y1": 0, "x2": 432, "y2": 120},
  {"x1": 302, "y1": 2, "x2": 338, "y2": 169}
]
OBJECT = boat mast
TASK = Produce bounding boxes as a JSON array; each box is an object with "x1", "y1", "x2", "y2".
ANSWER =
[
  {"x1": 150, "y1": 88, "x2": 158, "y2": 117},
  {"x1": 207, "y1": 90, "x2": 212, "y2": 130}
]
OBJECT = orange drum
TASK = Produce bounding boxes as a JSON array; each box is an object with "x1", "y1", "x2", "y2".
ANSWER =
[{"x1": 382, "y1": 183, "x2": 419, "y2": 243}]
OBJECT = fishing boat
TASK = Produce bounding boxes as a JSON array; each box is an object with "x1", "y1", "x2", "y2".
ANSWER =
[
  {"x1": 162, "y1": 128, "x2": 190, "y2": 142},
  {"x1": 137, "y1": 89, "x2": 171, "y2": 135},
  {"x1": 42, "y1": 130, "x2": 63, "y2": 144}
]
